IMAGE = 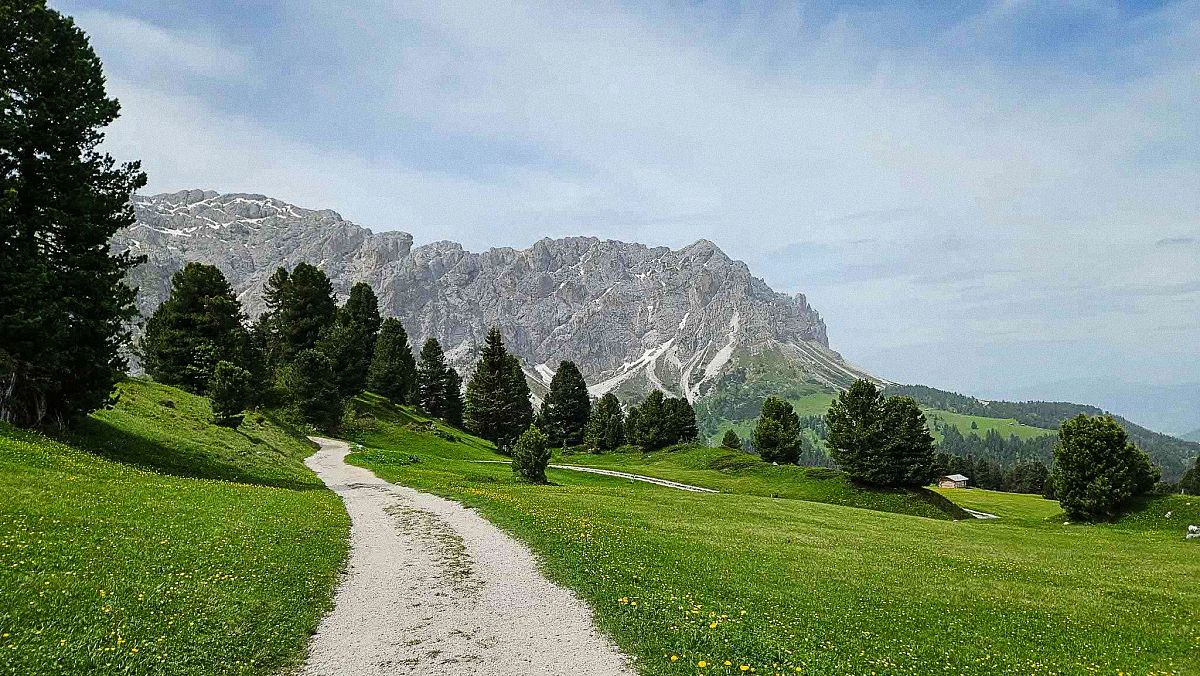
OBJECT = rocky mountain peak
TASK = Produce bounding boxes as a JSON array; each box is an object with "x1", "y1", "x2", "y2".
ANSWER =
[{"x1": 115, "y1": 191, "x2": 873, "y2": 403}]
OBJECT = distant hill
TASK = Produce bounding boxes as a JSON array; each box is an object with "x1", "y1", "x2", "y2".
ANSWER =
[
  {"x1": 886, "y1": 384, "x2": 1199, "y2": 482},
  {"x1": 1183, "y1": 428, "x2": 1200, "y2": 443}
]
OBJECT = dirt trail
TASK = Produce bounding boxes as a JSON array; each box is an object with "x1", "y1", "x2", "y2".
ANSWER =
[{"x1": 302, "y1": 437, "x2": 634, "y2": 676}]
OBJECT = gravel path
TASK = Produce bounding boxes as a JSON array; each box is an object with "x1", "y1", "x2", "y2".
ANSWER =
[{"x1": 302, "y1": 437, "x2": 635, "y2": 676}]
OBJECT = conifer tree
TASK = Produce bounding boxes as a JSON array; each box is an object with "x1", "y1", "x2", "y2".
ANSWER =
[
  {"x1": 752, "y1": 396, "x2": 801, "y2": 464},
  {"x1": 209, "y1": 361, "x2": 254, "y2": 427},
  {"x1": 416, "y1": 338, "x2": 449, "y2": 417},
  {"x1": 539, "y1": 361, "x2": 591, "y2": 447},
  {"x1": 721, "y1": 429, "x2": 742, "y2": 450},
  {"x1": 629, "y1": 390, "x2": 674, "y2": 450},
  {"x1": 511, "y1": 425, "x2": 551, "y2": 484},
  {"x1": 664, "y1": 397, "x2": 699, "y2": 443},
  {"x1": 877, "y1": 396, "x2": 936, "y2": 486},
  {"x1": 318, "y1": 282, "x2": 381, "y2": 398},
  {"x1": 259, "y1": 263, "x2": 336, "y2": 368},
  {"x1": 443, "y1": 367, "x2": 464, "y2": 428},
  {"x1": 465, "y1": 328, "x2": 532, "y2": 451},
  {"x1": 276, "y1": 348, "x2": 342, "y2": 431},
  {"x1": 141, "y1": 263, "x2": 252, "y2": 394},
  {"x1": 827, "y1": 380, "x2": 938, "y2": 487},
  {"x1": 367, "y1": 318, "x2": 416, "y2": 404},
  {"x1": 0, "y1": 3, "x2": 146, "y2": 426},
  {"x1": 1053, "y1": 415, "x2": 1158, "y2": 521},
  {"x1": 826, "y1": 379, "x2": 886, "y2": 482},
  {"x1": 584, "y1": 393, "x2": 625, "y2": 452}
]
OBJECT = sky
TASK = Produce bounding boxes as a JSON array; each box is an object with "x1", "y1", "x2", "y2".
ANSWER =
[{"x1": 55, "y1": 1, "x2": 1200, "y2": 432}]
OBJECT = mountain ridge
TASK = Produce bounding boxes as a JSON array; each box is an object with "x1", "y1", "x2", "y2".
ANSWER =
[{"x1": 115, "y1": 190, "x2": 875, "y2": 404}]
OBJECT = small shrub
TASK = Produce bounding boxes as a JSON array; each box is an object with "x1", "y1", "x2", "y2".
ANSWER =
[
  {"x1": 512, "y1": 425, "x2": 551, "y2": 484},
  {"x1": 209, "y1": 361, "x2": 254, "y2": 427}
]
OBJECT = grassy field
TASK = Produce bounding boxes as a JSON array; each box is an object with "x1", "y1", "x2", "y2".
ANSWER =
[
  {"x1": 349, "y1": 401, "x2": 1200, "y2": 675},
  {"x1": 557, "y1": 446, "x2": 967, "y2": 520},
  {"x1": 0, "y1": 380, "x2": 348, "y2": 675},
  {"x1": 924, "y1": 409, "x2": 1054, "y2": 442}
]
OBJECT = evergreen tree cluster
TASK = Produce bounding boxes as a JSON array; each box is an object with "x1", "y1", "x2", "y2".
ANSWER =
[
  {"x1": 825, "y1": 380, "x2": 936, "y2": 488},
  {"x1": 1052, "y1": 414, "x2": 1158, "y2": 521},
  {"x1": 584, "y1": 393, "x2": 625, "y2": 451},
  {"x1": 539, "y1": 361, "x2": 591, "y2": 447},
  {"x1": 936, "y1": 453, "x2": 1050, "y2": 495},
  {"x1": 1, "y1": 2, "x2": 146, "y2": 426},
  {"x1": 625, "y1": 390, "x2": 698, "y2": 451},
  {"x1": 416, "y1": 338, "x2": 463, "y2": 426},
  {"x1": 752, "y1": 396, "x2": 801, "y2": 464}
]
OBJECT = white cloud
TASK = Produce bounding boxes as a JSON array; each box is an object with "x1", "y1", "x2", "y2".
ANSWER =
[{"x1": 68, "y1": 8, "x2": 248, "y2": 81}]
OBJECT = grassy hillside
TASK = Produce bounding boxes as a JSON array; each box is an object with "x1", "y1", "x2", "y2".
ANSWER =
[
  {"x1": 558, "y1": 445, "x2": 967, "y2": 520},
  {"x1": 0, "y1": 380, "x2": 348, "y2": 675},
  {"x1": 349, "y1": 402, "x2": 1200, "y2": 675}
]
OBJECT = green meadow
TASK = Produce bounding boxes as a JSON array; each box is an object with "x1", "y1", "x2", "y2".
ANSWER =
[
  {"x1": 349, "y1": 398, "x2": 1200, "y2": 675},
  {"x1": 0, "y1": 380, "x2": 348, "y2": 675}
]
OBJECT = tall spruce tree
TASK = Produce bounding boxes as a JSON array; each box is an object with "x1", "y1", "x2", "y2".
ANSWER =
[
  {"x1": 628, "y1": 390, "x2": 674, "y2": 450},
  {"x1": 464, "y1": 328, "x2": 532, "y2": 451},
  {"x1": 416, "y1": 338, "x2": 449, "y2": 417},
  {"x1": 140, "y1": 263, "x2": 252, "y2": 394},
  {"x1": 259, "y1": 263, "x2": 336, "y2": 368},
  {"x1": 539, "y1": 361, "x2": 591, "y2": 447},
  {"x1": 664, "y1": 397, "x2": 698, "y2": 443},
  {"x1": 877, "y1": 396, "x2": 936, "y2": 487},
  {"x1": 367, "y1": 318, "x2": 416, "y2": 404},
  {"x1": 584, "y1": 393, "x2": 625, "y2": 451},
  {"x1": 826, "y1": 379, "x2": 886, "y2": 482},
  {"x1": 721, "y1": 429, "x2": 742, "y2": 450},
  {"x1": 319, "y1": 282, "x2": 381, "y2": 398},
  {"x1": 752, "y1": 396, "x2": 801, "y2": 464},
  {"x1": 0, "y1": 3, "x2": 147, "y2": 426}
]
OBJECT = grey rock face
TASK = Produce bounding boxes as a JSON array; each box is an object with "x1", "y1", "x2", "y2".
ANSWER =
[{"x1": 115, "y1": 190, "x2": 874, "y2": 401}]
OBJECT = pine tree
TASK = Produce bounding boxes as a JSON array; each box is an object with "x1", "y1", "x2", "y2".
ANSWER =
[
  {"x1": 752, "y1": 396, "x2": 801, "y2": 463},
  {"x1": 318, "y1": 282, "x2": 381, "y2": 398},
  {"x1": 628, "y1": 390, "x2": 675, "y2": 450},
  {"x1": 416, "y1": 338, "x2": 449, "y2": 417},
  {"x1": 209, "y1": 361, "x2": 254, "y2": 427},
  {"x1": 367, "y1": 318, "x2": 416, "y2": 404},
  {"x1": 721, "y1": 429, "x2": 742, "y2": 450},
  {"x1": 443, "y1": 367, "x2": 464, "y2": 428},
  {"x1": 511, "y1": 425, "x2": 551, "y2": 484},
  {"x1": 0, "y1": 3, "x2": 147, "y2": 426},
  {"x1": 878, "y1": 396, "x2": 936, "y2": 487},
  {"x1": 826, "y1": 380, "x2": 887, "y2": 483},
  {"x1": 539, "y1": 361, "x2": 591, "y2": 447},
  {"x1": 1180, "y1": 457, "x2": 1199, "y2": 496},
  {"x1": 1053, "y1": 415, "x2": 1159, "y2": 521},
  {"x1": 141, "y1": 263, "x2": 252, "y2": 394},
  {"x1": 584, "y1": 393, "x2": 625, "y2": 452},
  {"x1": 259, "y1": 263, "x2": 336, "y2": 368},
  {"x1": 664, "y1": 397, "x2": 698, "y2": 444},
  {"x1": 465, "y1": 328, "x2": 532, "y2": 451},
  {"x1": 276, "y1": 348, "x2": 342, "y2": 431}
]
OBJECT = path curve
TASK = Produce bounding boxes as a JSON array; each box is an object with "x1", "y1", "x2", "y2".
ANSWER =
[{"x1": 302, "y1": 437, "x2": 635, "y2": 676}]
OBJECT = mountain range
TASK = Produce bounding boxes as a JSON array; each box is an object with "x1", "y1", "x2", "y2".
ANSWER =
[{"x1": 114, "y1": 190, "x2": 878, "y2": 406}]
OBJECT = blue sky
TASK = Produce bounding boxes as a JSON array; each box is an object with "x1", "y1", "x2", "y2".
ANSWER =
[{"x1": 55, "y1": 0, "x2": 1200, "y2": 431}]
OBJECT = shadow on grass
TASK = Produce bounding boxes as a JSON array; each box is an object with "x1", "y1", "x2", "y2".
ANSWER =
[{"x1": 56, "y1": 417, "x2": 325, "y2": 492}]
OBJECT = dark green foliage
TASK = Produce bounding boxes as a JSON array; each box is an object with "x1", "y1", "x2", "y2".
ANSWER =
[
  {"x1": 1053, "y1": 415, "x2": 1159, "y2": 521},
  {"x1": 511, "y1": 425, "x2": 550, "y2": 483},
  {"x1": 626, "y1": 391, "x2": 696, "y2": 450},
  {"x1": 140, "y1": 263, "x2": 253, "y2": 394},
  {"x1": 464, "y1": 328, "x2": 532, "y2": 451},
  {"x1": 209, "y1": 361, "x2": 254, "y2": 427},
  {"x1": 367, "y1": 318, "x2": 416, "y2": 404},
  {"x1": 888, "y1": 383, "x2": 1196, "y2": 482},
  {"x1": 539, "y1": 361, "x2": 591, "y2": 447},
  {"x1": 259, "y1": 263, "x2": 337, "y2": 368},
  {"x1": 721, "y1": 429, "x2": 742, "y2": 450},
  {"x1": 275, "y1": 349, "x2": 342, "y2": 431},
  {"x1": 1181, "y1": 458, "x2": 1200, "y2": 496},
  {"x1": 416, "y1": 338, "x2": 449, "y2": 417},
  {"x1": 938, "y1": 452, "x2": 1051, "y2": 494},
  {"x1": 664, "y1": 397, "x2": 698, "y2": 443},
  {"x1": 0, "y1": 2, "x2": 146, "y2": 426},
  {"x1": 827, "y1": 380, "x2": 935, "y2": 488},
  {"x1": 752, "y1": 396, "x2": 801, "y2": 464},
  {"x1": 585, "y1": 392, "x2": 625, "y2": 451},
  {"x1": 318, "y1": 282, "x2": 381, "y2": 398},
  {"x1": 443, "y1": 367, "x2": 464, "y2": 428}
]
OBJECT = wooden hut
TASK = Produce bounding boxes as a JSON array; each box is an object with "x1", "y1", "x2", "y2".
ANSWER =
[{"x1": 938, "y1": 474, "x2": 970, "y2": 489}]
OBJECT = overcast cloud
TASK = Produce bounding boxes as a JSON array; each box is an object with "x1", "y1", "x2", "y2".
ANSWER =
[{"x1": 55, "y1": 0, "x2": 1200, "y2": 427}]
